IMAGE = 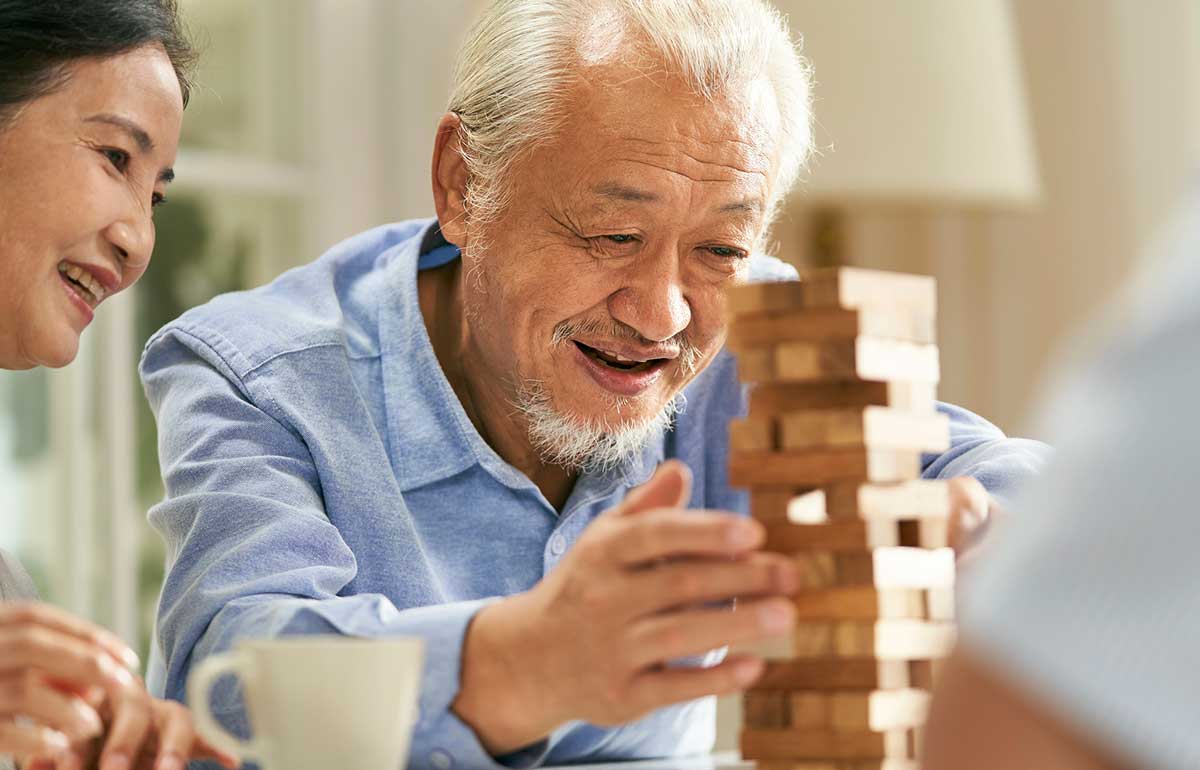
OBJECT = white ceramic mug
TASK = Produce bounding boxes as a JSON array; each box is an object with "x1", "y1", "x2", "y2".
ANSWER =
[{"x1": 187, "y1": 637, "x2": 424, "y2": 770}]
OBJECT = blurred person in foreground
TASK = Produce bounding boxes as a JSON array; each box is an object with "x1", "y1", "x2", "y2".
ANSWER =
[
  {"x1": 141, "y1": 1, "x2": 1049, "y2": 767},
  {"x1": 925, "y1": 193, "x2": 1200, "y2": 770},
  {"x1": 0, "y1": 1, "x2": 235, "y2": 768}
]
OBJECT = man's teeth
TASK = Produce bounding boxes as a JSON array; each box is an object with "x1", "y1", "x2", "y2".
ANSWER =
[
  {"x1": 597, "y1": 348, "x2": 640, "y2": 363},
  {"x1": 57, "y1": 262, "x2": 107, "y2": 304}
]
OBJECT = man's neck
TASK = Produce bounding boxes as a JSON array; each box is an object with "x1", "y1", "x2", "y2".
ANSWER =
[{"x1": 417, "y1": 260, "x2": 579, "y2": 510}]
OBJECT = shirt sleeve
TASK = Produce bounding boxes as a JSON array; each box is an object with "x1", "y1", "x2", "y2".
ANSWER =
[
  {"x1": 140, "y1": 327, "x2": 542, "y2": 770},
  {"x1": 956, "y1": 299, "x2": 1200, "y2": 770},
  {"x1": 922, "y1": 402, "x2": 1051, "y2": 508}
]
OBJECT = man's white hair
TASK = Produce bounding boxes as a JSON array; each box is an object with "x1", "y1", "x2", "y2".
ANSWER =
[{"x1": 449, "y1": 0, "x2": 813, "y2": 226}]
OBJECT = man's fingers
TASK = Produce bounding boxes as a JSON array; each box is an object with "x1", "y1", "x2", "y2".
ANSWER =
[
  {"x1": 0, "y1": 719, "x2": 71, "y2": 759},
  {"x1": 0, "y1": 603, "x2": 138, "y2": 671},
  {"x1": 625, "y1": 552, "x2": 800, "y2": 615},
  {"x1": 608, "y1": 509, "x2": 763, "y2": 565},
  {"x1": 627, "y1": 597, "x2": 795, "y2": 667},
  {"x1": 0, "y1": 626, "x2": 138, "y2": 698},
  {"x1": 626, "y1": 654, "x2": 764, "y2": 715},
  {"x1": 0, "y1": 672, "x2": 104, "y2": 744},
  {"x1": 614, "y1": 460, "x2": 692, "y2": 517},
  {"x1": 99, "y1": 688, "x2": 153, "y2": 770}
]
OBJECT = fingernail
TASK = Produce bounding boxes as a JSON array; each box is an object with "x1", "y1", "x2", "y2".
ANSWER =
[
  {"x1": 156, "y1": 754, "x2": 183, "y2": 770},
  {"x1": 121, "y1": 648, "x2": 141, "y2": 670},
  {"x1": 759, "y1": 601, "x2": 794, "y2": 633},
  {"x1": 102, "y1": 752, "x2": 131, "y2": 770},
  {"x1": 727, "y1": 520, "x2": 760, "y2": 549}
]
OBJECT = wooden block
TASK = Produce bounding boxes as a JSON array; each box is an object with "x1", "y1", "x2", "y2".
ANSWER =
[
  {"x1": 779, "y1": 620, "x2": 957, "y2": 660},
  {"x1": 750, "y1": 381, "x2": 938, "y2": 415},
  {"x1": 782, "y1": 546, "x2": 950, "y2": 587},
  {"x1": 897, "y1": 519, "x2": 951, "y2": 549},
  {"x1": 801, "y1": 266, "x2": 937, "y2": 316},
  {"x1": 837, "y1": 547, "x2": 956, "y2": 589},
  {"x1": 731, "y1": 417, "x2": 776, "y2": 451},
  {"x1": 829, "y1": 689, "x2": 932, "y2": 732},
  {"x1": 765, "y1": 520, "x2": 901, "y2": 553},
  {"x1": 908, "y1": 660, "x2": 936, "y2": 691},
  {"x1": 750, "y1": 488, "x2": 809, "y2": 522},
  {"x1": 772, "y1": 339, "x2": 940, "y2": 384},
  {"x1": 823, "y1": 481, "x2": 952, "y2": 521},
  {"x1": 756, "y1": 659, "x2": 912, "y2": 691},
  {"x1": 790, "y1": 692, "x2": 831, "y2": 729},
  {"x1": 727, "y1": 281, "x2": 806, "y2": 315},
  {"x1": 792, "y1": 587, "x2": 926, "y2": 621},
  {"x1": 926, "y1": 586, "x2": 956, "y2": 621},
  {"x1": 736, "y1": 347, "x2": 776, "y2": 381},
  {"x1": 740, "y1": 727, "x2": 912, "y2": 761},
  {"x1": 730, "y1": 448, "x2": 922, "y2": 488},
  {"x1": 727, "y1": 307, "x2": 937, "y2": 350},
  {"x1": 744, "y1": 690, "x2": 790, "y2": 728},
  {"x1": 779, "y1": 406, "x2": 950, "y2": 453}
]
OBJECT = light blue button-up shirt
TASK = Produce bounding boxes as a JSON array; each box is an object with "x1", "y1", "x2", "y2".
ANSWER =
[{"x1": 140, "y1": 219, "x2": 1049, "y2": 770}]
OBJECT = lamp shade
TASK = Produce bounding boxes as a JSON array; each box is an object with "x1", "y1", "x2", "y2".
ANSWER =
[{"x1": 780, "y1": 0, "x2": 1041, "y2": 206}]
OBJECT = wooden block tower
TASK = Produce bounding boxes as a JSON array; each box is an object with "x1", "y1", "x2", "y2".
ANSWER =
[{"x1": 727, "y1": 267, "x2": 955, "y2": 770}]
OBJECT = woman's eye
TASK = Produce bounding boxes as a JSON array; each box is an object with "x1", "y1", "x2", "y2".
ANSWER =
[
  {"x1": 101, "y1": 148, "x2": 131, "y2": 172},
  {"x1": 151, "y1": 193, "x2": 168, "y2": 209}
]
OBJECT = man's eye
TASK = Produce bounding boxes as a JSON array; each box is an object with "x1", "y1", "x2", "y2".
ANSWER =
[
  {"x1": 605, "y1": 234, "x2": 637, "y2": 244},
  {"x1": 101, "y1": 148, "x2": 131, "y2": 172},
  {"x1": 707, "y1": 245, "x2": 747, "y2": 259}
]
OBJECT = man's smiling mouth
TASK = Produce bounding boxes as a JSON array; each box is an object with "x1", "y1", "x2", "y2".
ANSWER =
[{"x1": 574, "y1": 341, "x2": 667, "y2": 373}]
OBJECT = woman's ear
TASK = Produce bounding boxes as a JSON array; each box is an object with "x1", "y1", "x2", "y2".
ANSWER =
[{"x1": 431, "y1": 112, "x2": 471, "y2": 248}]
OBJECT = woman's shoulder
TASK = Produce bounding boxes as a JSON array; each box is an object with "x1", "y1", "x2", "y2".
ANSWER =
[{"x1": 0, "y1": 549, "x2": 38, "y2": 601}]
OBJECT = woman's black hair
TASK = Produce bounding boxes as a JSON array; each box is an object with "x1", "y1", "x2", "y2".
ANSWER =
[{"x1": 0, "y1": 0, "x2": 196, "y2": 126}]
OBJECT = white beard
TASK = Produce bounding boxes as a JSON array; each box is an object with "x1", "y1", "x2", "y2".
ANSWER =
[{"x1": 513, "y1": 380, "x2": 683, "y2": 474}]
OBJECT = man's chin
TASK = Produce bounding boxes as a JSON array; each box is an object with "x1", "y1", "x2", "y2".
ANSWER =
[{"x1": 518, "y1": 383, "x2": 683, "y2": 473}]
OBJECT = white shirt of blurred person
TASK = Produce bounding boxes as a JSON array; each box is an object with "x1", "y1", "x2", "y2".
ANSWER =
[
  {"x1": 0, "y1": 1, "x2": 235, "y2": 769},
  {"x1": 926, "y1": 189, "x2": 1200, "y2": 770}
]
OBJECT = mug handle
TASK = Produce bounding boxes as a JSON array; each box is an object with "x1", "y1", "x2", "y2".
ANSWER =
[{"x1": 187, "y1": 650, "x2": 263, "y2": 764}]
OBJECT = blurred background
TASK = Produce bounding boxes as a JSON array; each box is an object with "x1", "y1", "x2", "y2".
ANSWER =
[{"x1": 2, "y1": 0, "x2": 1198, "y2": 750}]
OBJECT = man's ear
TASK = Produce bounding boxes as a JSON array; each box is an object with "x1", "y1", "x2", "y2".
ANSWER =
[{"x1": 431, "y1": 112, "x2": 471, "y2": 248}]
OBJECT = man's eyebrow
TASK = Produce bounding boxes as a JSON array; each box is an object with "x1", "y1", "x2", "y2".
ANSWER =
[
  {"x1": 592, "y1": 183, "x2": 762, "y2": 215},
  {"x1": 718, "y1": 198, "x2": 764, "y2": 215},
  {"x1": 592, "y1": 183, "x2": 660, "y2": 203},
  {"x1": 85, "y1": 113, "x2": 155, "y2": 153}
]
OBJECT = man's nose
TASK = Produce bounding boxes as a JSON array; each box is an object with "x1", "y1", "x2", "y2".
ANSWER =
[{"x1": 607, "y1": 248, "x2": 692, "y2": 343}]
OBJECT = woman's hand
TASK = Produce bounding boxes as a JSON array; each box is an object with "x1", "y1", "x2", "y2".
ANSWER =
[
  {"x1": 26, "y1": 697, "x2": 239, "y2": 770},
  {"x1": 0, "y1": 602, "x2": 138, "y2": 759},
  {"x1": 0, "y1": 602, "x2": 237, "y2": 770}
]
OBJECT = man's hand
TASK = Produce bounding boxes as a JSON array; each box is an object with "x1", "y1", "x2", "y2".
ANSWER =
[{"x1": 453, "y1": 460, "x2": 800, "y2": 754}]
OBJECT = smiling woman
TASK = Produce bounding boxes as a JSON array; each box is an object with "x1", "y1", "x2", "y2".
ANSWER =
[
  {"x1": 0, "y1": 1, "x2": 192, "y2": 370},
  {"x1": 0, "y1": 2, "x2": 238, "y2": 768}
]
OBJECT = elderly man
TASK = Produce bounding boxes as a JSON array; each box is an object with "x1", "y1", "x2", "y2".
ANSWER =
[{"x1": 141, "y1": 0, "x2": 1048, "y2": 767}]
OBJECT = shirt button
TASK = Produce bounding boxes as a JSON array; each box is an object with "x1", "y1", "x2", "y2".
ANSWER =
[
  {"x1": 549, "y1": 534, "x2": 567, "y2": 556},
  {"x1": 430, "y1": 749, "x2": 453, "y2": 770}
]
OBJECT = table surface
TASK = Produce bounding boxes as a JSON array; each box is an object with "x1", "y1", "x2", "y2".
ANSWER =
[{"x1": 544, "y1": 752, "x2": 751, "y2": 770}]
